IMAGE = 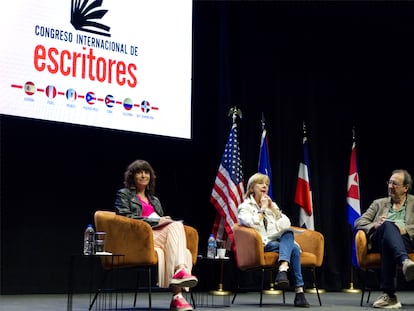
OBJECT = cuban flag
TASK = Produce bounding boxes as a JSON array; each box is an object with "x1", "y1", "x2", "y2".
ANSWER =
[
  {"x1": 347, "y1": 139, "x2": 361, "y2": 267},
  {"x1": 105, "y1": 95, "x2": 115, "y2": 108},
  {"x1": 295, "y1": 128, "x2": 314, "y2": 230},
  {"x1": 258, "y1": 128, "x2": 273, "y2": 199}
]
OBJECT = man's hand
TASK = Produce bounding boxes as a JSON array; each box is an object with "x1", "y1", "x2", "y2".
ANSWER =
[
  {"x1": 399, "y1": 226, "x2": 407, "y2": 235},
  {"x1": 375, "y1": 215, "x2": 387, "y2": 229}
]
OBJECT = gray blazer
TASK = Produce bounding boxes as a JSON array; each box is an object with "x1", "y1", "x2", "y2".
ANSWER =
[{"x1": 354, "y1": 194, "x2": 414, "y2": 250}]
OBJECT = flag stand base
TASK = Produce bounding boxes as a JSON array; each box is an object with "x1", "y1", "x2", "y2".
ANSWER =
[
  {"x1": 343, "y1": 268, "x2": 361, "y2": 293},
  {"x1": 342, "y1": 282, "x2": 361, "y2": 293},
  {"x1": 262, "y1": 286, "x2": 282, "y2": 295},
  {"x1": 305, "y1": 287, "x2": 325, "y2": 294}
]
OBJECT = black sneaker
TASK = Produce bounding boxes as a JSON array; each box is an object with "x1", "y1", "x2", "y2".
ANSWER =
[
  {"x1": 294, "y1": 292, "x2": 310, "y2": 308},
  {"x1": 275, "y1": 271, "x2": 289, "y2": 288}
]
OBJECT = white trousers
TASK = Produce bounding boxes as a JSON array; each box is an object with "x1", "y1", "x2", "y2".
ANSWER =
[{"x1": 153, "y1": 221, "x2": 192, "y2": 287}]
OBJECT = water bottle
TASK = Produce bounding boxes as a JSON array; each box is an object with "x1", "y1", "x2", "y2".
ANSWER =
[
  {"x1": 83, "y1": 224, "x2": 95, "y2": 255},
  {"x1": 207, "y1": 233, "x2": 217, "y2": 258}
]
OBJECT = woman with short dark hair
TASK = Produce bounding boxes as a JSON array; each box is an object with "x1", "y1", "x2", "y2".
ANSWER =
[{"x1": 115, "y1": 159, "x2": 197, "y2": 311}]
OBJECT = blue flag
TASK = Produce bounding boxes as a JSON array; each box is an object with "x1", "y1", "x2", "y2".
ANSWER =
[{"x1": 258, "y1": 129, "x2": 273, "y2": 199}]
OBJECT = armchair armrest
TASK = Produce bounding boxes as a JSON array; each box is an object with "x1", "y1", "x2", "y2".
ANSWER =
[
  {"x1": 233, "y1": 223, "x2": 266, "y2": 270},
  {"x1": 292, "y1": 226, "x2": 325, "y2": 267},
  {"x1": 355, "y1": 229, "x2": 368, "y2": 269},
  {"x1": 184, "y1": 225, "x2": 199, "y2": 265},
  {"x1": 94, "y1": 211, "x2": 158, "y2": 268}
]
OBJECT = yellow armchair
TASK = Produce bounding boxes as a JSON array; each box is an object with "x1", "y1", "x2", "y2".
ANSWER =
[
  {"x1": 355, "y1": 229, "x2": 414, "y2": 306},
  {"x1": 93, "y1": 210, "x2": 199, "y2": 310},
  {"x1": 232, "y1": 223, "x2": 324, "y2": 306}
]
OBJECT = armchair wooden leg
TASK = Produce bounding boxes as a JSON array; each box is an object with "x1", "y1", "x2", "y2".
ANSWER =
[
  {"x1": 231, "y1": 291, "x2": 238, "y2": 304},
  {"x1": 231, "y1": 269, "x2": 241, "y2": 304},
  {"x1": 148, "y1": 267, "x2": 152, "y2": 311},
  {"x1": 260, "y1": 269, "x2": 264, "y2": 307},
  {"x1": 190, "y1": 290, "x2": 197, "y2": 309},
  {"x1": 133, "y1": 270, "x2": 140, "y2": 307},
  {"x1": 360, "y1": 269, "x2": 374, "y2": 306},
  {"x1": 360, "y1": 269, "x2": 367, "y2": 306},
  {"x1": 89, "y1": 270, "x2": 109, "y2": 311},
  {"x1": 133, "y1": 267, "x2": 152, "y2": 311},
  {"x1": 312, "y1": 268, "x2": 322, "y2": 306},
  {"x1": 304, "y1": 267, "x2": 322, "y2": 306}
]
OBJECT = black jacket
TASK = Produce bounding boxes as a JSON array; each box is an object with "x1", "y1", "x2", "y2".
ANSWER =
[{"x1": 114, "y1": 187, "x2": 164, "y2": 226}]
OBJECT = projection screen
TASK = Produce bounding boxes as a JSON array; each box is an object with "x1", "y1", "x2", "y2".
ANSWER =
[{"x1": 0, "y1": 0, "x2": 193, "y2": 139}]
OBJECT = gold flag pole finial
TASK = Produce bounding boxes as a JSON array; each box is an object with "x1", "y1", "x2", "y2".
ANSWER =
[
  {"x1": 228, "y1": 106, "x2": 242, "y2": 124},
  {"x1": 261, "y1": 112, "x2": 266, "y2": 131}
]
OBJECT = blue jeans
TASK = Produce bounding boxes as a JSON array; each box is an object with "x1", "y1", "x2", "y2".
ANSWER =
[
  {"x1": 264, "y1": 231, "x2": 304, "y2": 287},
  {"x1": 371, "y1": 221, "x2": 412, "y2": 293}
]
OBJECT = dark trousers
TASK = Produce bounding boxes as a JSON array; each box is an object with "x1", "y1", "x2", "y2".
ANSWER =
[{"x1": 371, "y1": 221, "x2": 413, "y2": 293}]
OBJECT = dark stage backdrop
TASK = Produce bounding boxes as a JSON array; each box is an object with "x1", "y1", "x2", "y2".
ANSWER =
[{"x1": 2, "y1": 1, "x2": 414, "y2": 294}]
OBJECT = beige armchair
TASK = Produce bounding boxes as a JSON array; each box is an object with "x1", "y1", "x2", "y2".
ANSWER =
[
  {"x1": 92, "y1": 210, "x2": 199, "y2": 310},
  {"x1": 232, "y1": 223, "x2": 324, "y2": 306}
]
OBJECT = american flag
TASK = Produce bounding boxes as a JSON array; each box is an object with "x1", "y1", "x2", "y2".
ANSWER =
[
  {"x1": 295, "y1": 127, "x2": 314, "y2": 230},
  {"x1": 347, "y1": 138, "x2": 361, "y2": 267},
  {"x1": 210, "y1": 122, "x2": 244, "y2": 251}
]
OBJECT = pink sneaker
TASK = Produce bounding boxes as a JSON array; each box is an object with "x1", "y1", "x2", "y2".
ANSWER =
[
  {"x1": 170, "y1": 294, "x2": 193, "y2": 311},
  {"x1": 169, "y1": 268, "x2": 198, "y2": 288}
]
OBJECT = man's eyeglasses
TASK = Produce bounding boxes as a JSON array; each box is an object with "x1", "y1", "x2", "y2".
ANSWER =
[{"x1": 386, "y1": 180, "x2": 403, "y2": 187}]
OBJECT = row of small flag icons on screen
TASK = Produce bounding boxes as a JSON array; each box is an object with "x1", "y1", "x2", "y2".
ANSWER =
[{"x1": 10, "y1": 81, "x2": 158, "y2": 113}]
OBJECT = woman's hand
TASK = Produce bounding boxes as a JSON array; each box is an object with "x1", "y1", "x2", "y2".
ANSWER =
[
  {"x1": 273, "y1": 206, "x2": 281, "y2": 219},
  {"x1": 159, "y1": 216, "x2": 171, "y2": 223},
  {"x1": 260, "y1": 194, "x2": 271, "y2": 210}
]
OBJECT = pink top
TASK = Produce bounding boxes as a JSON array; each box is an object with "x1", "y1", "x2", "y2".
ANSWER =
[{"x1": 138, "y1": 195, "x2": 155, "y2": 217}]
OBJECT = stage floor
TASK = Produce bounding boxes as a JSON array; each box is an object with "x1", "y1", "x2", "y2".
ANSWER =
[{"x1": 1, "y1": 290, "x2": 414, "y2": 311}]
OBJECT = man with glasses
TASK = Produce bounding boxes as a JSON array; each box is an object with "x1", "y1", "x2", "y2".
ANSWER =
[{"x1": 355, "y1": 169, "x2": 414, "y2": 309}]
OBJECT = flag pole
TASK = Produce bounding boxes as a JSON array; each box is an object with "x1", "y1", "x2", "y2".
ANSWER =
[
  {"x1": 343, "y1": 126, "x2": 361, "y2": 293},
  {"x1": 259, "y1": 113, "x2": 282, "y2": 295},
  {"x1": 299, "y1": 121, "x2": 325, "y2": 294},
  {"x1": 342, "y1": 246, "x2": 361, "y2": 293},
  {"x1": 211, "y1": 105, "x2": 244, "y2": 252}
]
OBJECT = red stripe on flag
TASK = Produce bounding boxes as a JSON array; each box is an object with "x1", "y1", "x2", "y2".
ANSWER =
[{"x1": 294, "y1": 178, "x2": 312, "y2": 216}]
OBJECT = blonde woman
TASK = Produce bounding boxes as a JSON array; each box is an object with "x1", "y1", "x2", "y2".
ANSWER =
[{"x1": 237, "y1": 172, "x2": 309, "y2": 308}]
